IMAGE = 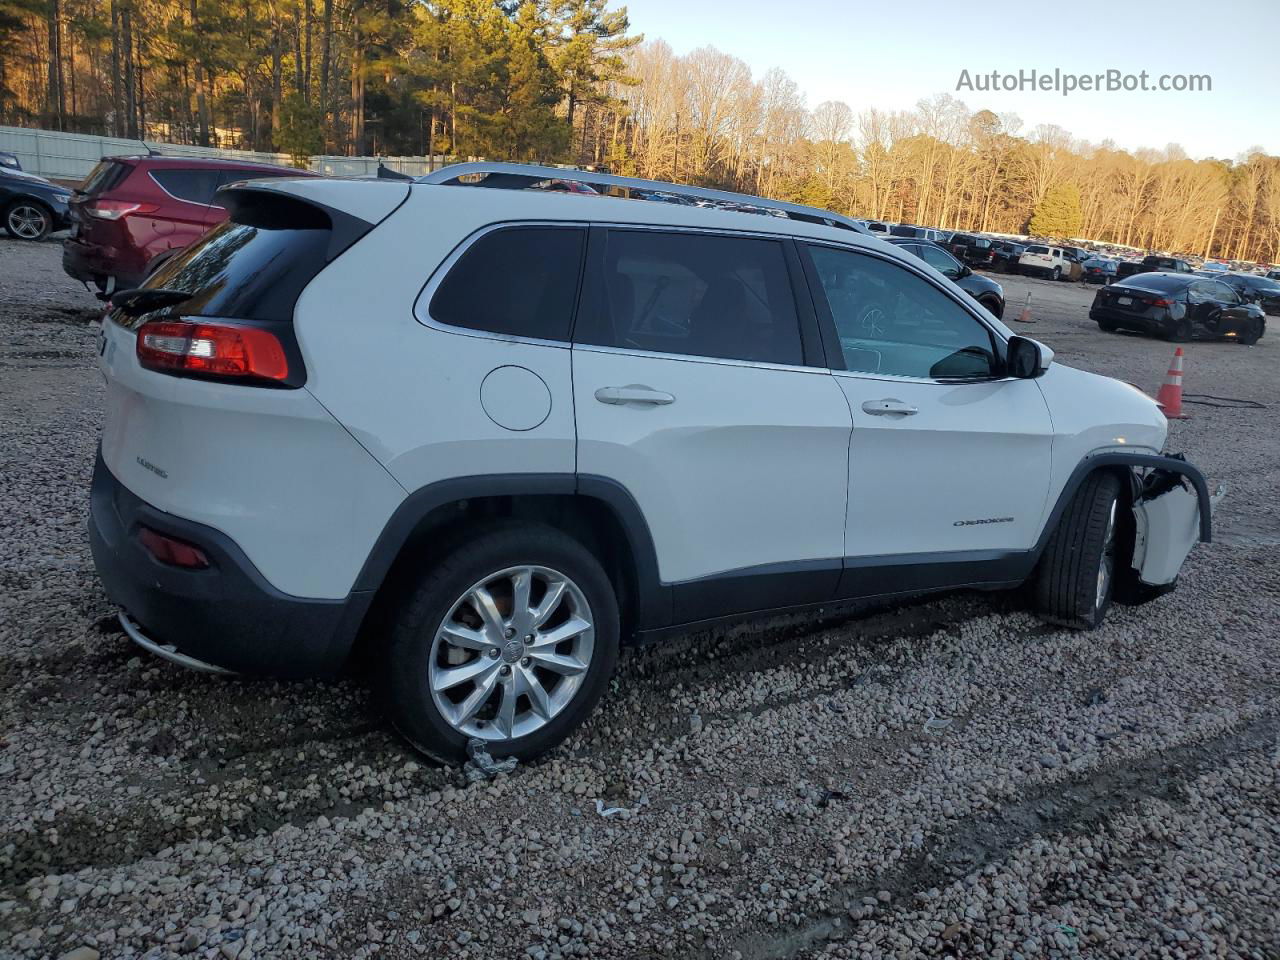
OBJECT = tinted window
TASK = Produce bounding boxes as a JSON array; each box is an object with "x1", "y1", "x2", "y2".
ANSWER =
[
  {"x1": 114, "y1": 192, "x2": 336, "y2": 327},
  {"x1": 1025, "y1": 245, "x2": 1049, "y2": 254},
  {"x1": 151, "y1": 169, "x2": 221, "y2": 204},
  {"x1": 889, "y1": 225, "x2": 918, "y2": 237},
  {"x1": 1208, "y1": 281, "x2": 1239, "y2": 304},
  {"x1": 431, "y1": 227, "x2": 585, "y2": 342},
  {"x1": 79, "y1": 160, "x2": 131, "y2": 196},
  {"x1": 807, "y1": 245, "x2": 996, "y2": 380},
  {"x1": 579, "y1": 230, "x2": 802, "y2": 365},
  {"x1": 1119, "y1": 274, "x2": 1191, "y2": 293}
]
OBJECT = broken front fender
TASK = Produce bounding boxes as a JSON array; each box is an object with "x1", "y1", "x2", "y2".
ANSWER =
[{"x1": 1130, "y1": 463, "x2": 1226, "y2": 586}]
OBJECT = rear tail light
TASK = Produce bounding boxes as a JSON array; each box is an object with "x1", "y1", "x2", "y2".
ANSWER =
[
  {"x1": 85, "y1": 199, "x2": 160, "y2": 220},
  {"x1": 1145, "y1": 297, "x2": 1173, "y2": 307},
  {"x1": 138, "y1": 526, "x2": 210, "y2": 569},
  {"x1": 136, "y1": 320, "x2": 290, "y2": 383}
]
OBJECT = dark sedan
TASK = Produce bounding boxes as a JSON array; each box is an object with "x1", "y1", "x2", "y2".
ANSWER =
[
  {"x1": 883, "y1": 236, "x2": 1006, "y2": 318},
  {"x1": 1216, "y1": 272, "x2": 1280, "y2": 316},
  {"x1": 1090, "y1": 273, "x2": 1265, "y2": 344},
  {"x1": 1081, "y1": 257, "x2": 1118, "y2": 284},
  {"x1": 1, "y1": 165, "x2": 72, "y2": 240}
]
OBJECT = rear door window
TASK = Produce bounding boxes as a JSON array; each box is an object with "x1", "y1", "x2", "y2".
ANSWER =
[
  {"x1": 1026, "y1": 245, "x2": 1049, "y2": 255},
  {"x1": 575, "y1": 229, "x2": 803, "y2": 365},
  {"x1": 150, "y1": 169, "x2": 221, "y2": 205}
]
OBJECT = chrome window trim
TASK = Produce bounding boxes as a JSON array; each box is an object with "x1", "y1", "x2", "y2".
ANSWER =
[{"x1": 147, "y1": 169, "x2": 218, "y2": 208}]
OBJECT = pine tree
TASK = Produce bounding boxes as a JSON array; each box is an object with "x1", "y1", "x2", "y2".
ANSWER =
[{"x1": 1030, "y1": 182, "x2": 1084, "y2": 238}]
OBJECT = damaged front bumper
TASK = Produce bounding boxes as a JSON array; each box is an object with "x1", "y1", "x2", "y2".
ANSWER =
[{"x1": 1123, "y1": 453, "x2": 1225, "y2": 586}]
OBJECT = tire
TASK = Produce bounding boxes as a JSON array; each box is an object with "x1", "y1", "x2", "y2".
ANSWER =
[
  {"x1": 3, "y1": 199, "x2": 52, "y2": 241},
  {"x1": 1097, "y1": 317, "x2": 1117, "y2": 332},
  {"x1": 1051, "y1": 267, "x2": 1062, "y2": 281},
  {"x1": 382, "y1": 521, "x2": 619, "y2": 764},
  {"x1": 1166, "y1": 317, "x2": 1192, "y2": 343},
  {"x1": 979, "y1": 295, "x2": 1004, "y2": 319},
  {"x1": 1239, "y1": 317, "x2": 1264, "y2": 346},
  {"x1": 1034, "y1": 471, "x2": 1123, "y2": 630}
]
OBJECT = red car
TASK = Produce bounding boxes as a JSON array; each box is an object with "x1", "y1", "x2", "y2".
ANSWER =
[{"x1": 62, "y1": 155, "x2": 315, "y2": 296}]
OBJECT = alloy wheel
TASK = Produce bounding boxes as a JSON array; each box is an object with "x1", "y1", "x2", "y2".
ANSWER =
[
  {"x1": 429, "y1": 564, "x2": 595, "y2": 742},
  {"x1": 6, "y1": 203, "x2": 48, "y2": 240},
  {"x1": 1095, "y1": 499, "x2": 1118, "y2": 611}
]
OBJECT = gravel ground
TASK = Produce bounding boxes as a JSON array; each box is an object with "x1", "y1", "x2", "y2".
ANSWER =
[{"x1": 0, "y1": 236, "x2": 1277, "y2": 960}]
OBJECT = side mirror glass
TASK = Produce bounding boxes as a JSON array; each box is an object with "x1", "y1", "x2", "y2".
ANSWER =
[{"x1": 1007, "y1": 335, "x2": 1047, "y2": 378}]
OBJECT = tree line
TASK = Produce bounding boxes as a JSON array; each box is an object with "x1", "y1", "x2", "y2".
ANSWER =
[{"x1": 2, "y1": 0, "x2": 1278, "y2": 264}]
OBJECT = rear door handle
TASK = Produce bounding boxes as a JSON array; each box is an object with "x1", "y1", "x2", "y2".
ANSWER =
[
  {"x1": 861, "y1": 398, "x2": 918, "y2": 416},
  {"x1": 594, "y1": 385, "x2": 675, "y2": 406}
]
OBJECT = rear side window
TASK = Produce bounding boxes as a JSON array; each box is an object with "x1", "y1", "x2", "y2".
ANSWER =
[
  {"x1": 79, "y1": 160, "x2": 131, "y2": 195},
  {"x1": 116, "y1": 192, "x2": 337, "y2": 326},
  {"x1": 429, "y1": 227, "x2": 586, "y2": 342},
  {"x1": 577, "y1": 230, "x2": 803, "y2": 365},
  {"x1": 151, "y1": 169, "x2": 220, "y2": 205},
  {"x1": 1026, "y1": 245, "x2": 1049, "y2": 254}
]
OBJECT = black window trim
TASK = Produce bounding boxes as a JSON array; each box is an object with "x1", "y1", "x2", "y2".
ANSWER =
[
  {"x1": 413, "y1": 220, "x2": 591, "y2": 349},
  {"x1": 798, "y1": 238, "x2": 1012, "y2": 384},
  {"x1": 572, "y1": 222, "x2": 827, "y2": 372}
]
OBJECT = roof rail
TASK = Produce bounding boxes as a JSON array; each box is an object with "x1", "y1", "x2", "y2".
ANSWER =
[{"x1": 416, "y1": 161, "x2": 869, "y2": 235}]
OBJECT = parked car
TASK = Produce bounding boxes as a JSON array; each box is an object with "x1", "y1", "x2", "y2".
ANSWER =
[
  {"x1": 1139, "y1": 255, "x2": 1194, "y2": 274},
  {"x1": 1090, "y1": 273, "x2": 1265, "y2": 343},
  {"x1": 1061, "y1": 246, "x2": 1091, "y2": 267},
  {"x1": 1216, "y1": 272, "x2": 1280, "y2": 316},
  {"x1": 1266, "y1": 269, "x2": 1280, "y2": 282},
  {"x1": 889, "y1": 223, "x2": 947, "y2": 243},
  {"x1": 1198, "y1": 261, "x2": 1229, "y2": 274},
  {"x1": 0, "y1": 164, "x2": 72, "y2": 240},
  {"x1": 946, "y1": 234, "x2": 999, "y2": 269},
  {"x1": 1018, "y1": 244, "x2": 1076, "y2": 280},
  {"x1": 1081, "y1": 257, "x2": 1118, "y2": 284},
  {"x1": 991, "y1": 241, "x2": 1026, "y2": 273},
  {"x1": 865, "y1": 221, "x2": 890, "y2": 235},
  {"x1": 90, "y1": 162, "x2": 1215, "y2": 762},
  {"x1": 882, "y1": 236, "x2": 1005, "y2": 317},
  {"x1": 62, "y1": 155, "x2": 315, "y2": 296},
  {"x1": 1115, "y1": 260, "x2": 1144, "y2": 281}
]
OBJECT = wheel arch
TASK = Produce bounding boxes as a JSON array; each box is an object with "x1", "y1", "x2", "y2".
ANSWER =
[
  {"x1": 1031, "y1": 452, "x2": 1213, "y2": 568},
  {"x1": 350, "y1": 474, "x2": 669, "y2": 655}
]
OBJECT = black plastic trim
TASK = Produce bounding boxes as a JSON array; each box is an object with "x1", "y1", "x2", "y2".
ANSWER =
[
  {"x1": 673, "y1": 557, "x2": 841, "y2": 623},
  {"x1": 1033, "y1": 452, "x2": 1213, "y2": 550}
]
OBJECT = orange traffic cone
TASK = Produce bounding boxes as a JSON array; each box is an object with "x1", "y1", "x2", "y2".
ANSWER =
[
  {"x1": 1155, "y1": 347, "x2": 1188, "y2": 419},
  {"x1": 1016, "y1": 291, "x2": 1034, "y2": 323}
]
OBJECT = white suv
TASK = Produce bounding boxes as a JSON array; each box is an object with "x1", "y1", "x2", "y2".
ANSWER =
[
  {"x1": 90, "y1": 163, "x2": 1217, "y2": 762},
  {"x1": 1019, "y1": 244, "x2": 1077, "y2": 280}
]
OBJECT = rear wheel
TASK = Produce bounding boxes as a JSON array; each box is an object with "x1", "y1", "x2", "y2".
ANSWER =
[
  {"x1": 382, "y1": 522, "x2": 619, "y2": 763},
  {"x1": 1097, "y1": 317, "x2": 1117, "y2": 332},
  {"x1": 1034, "y1": 471, "x2": 1122, "y2": 630},
  {"x1": 1167, "y1": 317, "x2": 1193, "y2": 342},
  {"x1": 3, "y1": 200, "x2": 51, "y2": 241},
  {"x1": 1051, "y1": 266, "x2": 1062, "y2": 281}
]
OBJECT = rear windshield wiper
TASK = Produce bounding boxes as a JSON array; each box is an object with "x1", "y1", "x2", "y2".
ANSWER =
[{"x1": 110, "y1": 287, "x2": 192, "y2": 316}]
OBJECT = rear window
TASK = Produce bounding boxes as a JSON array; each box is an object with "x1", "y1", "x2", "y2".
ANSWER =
[
  {"x1": 78, "y1": 160, "x2": 131, "y2": 195},
  {"x1": 113, "y1": 193, "x2": 337, "y2": 326},
  {"x1": 889, "y1": 225, "x2": 918, "y2": 237},
  {"x1": 1117, "y1": 274, "x2": 1189, "y2": 292},
  {"x1": 1025, "y1": 245, "x2": 1049, "y2": 254}
]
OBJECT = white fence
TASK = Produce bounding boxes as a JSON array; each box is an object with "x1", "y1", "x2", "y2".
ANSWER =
[{"x1": 0, "y1": 125, "x2": 451, "y2": 182}]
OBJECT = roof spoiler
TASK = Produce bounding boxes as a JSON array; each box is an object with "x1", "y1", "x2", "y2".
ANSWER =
[{"x1": 417, "y1": 162, "x2": 870, "y2": 235}]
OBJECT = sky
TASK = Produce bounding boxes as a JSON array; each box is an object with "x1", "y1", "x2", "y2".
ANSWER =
[{"x1": 621, "y1": 0, "x2": 1279, "y2": 160}]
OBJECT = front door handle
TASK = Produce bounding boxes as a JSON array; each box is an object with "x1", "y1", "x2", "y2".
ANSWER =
[
  {"x1": 595, "y1": 385, "x2": 675, "y2": 406},
  {"x1": 862, "y1": 398, "x2": 918, "y2": 416}
]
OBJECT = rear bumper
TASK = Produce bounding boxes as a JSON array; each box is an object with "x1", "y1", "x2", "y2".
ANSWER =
[
  {"x1": 88, "y1": 449, "x2": 371, "y2": 677},
  {"x1": 62, "y1": 237, "x2": 144, "y2": 289},
  {"x1": 1090, "y1": 306, "x2": 1164, "y2": 332}
]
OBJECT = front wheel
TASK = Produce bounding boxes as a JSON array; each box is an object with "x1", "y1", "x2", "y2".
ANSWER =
[
  {"x1": 382, "y1": 522, "x2": 619, "y2": 763},
  {"x1": 1051, "y1": 267, "x2": 1062, "y2": 281},
  {"x1": 3, "y1": 200, "x2": 52, "y2": 241},
  {"x1": 1239, "y1": 317, "x2": 1264, "y2": 345},
  {"x1": 1034, "y1": 471, "x2": 1122, "y2": 630}
]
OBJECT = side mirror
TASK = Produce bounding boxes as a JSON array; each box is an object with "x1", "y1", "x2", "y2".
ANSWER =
[{"x1": 1007, "y1": 335, "x2": 1050, "y2": 378}]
